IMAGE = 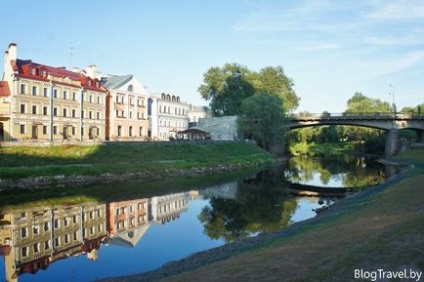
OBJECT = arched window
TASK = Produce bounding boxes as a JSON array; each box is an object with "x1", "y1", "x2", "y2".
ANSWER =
[
  {"x1": 161, "y1": 93, "x2": 166, "y2": 99},
  {"x1": 167, "y1": 94, "x2": 171, "y2": 101},
  {"x1": 127, "y1": 85, "x2": 133, "y2": 92}
]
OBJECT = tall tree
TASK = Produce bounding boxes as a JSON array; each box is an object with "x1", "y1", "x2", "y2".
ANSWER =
[
  {"x1": 254, "y1": 66, "x2": 299, "y2": 113},
  {"x1": 198, "y1": 63, "x2": 254, "y2": 116},
  {"x1": 199, "y1": 63, "x2": 299, "y2": 116},
  {"x1": 238, "y1": 93, "x2": 286, "y2": 150}
]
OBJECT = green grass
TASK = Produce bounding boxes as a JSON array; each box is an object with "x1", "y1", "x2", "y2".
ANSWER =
[{"x1": 0, "y1": 141, "x2": 275, "y2": 181}]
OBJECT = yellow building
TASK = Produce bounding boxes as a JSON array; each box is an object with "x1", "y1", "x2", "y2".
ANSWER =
[{"x1": 1, "y1": 43, "x2": 107, "y2": 142}]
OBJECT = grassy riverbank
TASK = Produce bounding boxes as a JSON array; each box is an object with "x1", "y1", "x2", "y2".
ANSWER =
[
  {"x1": 104, "y1": 147, "x2": 424, "y2": 282},
  {"x1": 0, "y1": 141, "x2": 275, "y2": 189}
]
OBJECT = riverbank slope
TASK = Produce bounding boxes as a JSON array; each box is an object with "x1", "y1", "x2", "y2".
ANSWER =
[
  {"x1": 0, "y1": 141, "x2": 275, "y2": 190},
  {"x1": 100, "y1": 147, "x2": 424, "y2": 282}
]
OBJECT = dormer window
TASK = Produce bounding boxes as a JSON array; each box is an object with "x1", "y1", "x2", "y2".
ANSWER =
[
  {"x1": 30, "y1": 67, "x2": 35, "y2": 75},
  {"x1": 87, "y1": 80, "x2": 92, "y2": 86},
  {"x1": 127, "y1": 85, "x2": 133, "y2": 92}
]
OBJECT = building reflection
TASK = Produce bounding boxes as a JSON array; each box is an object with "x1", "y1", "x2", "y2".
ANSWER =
[{"x1": 0, "y1": 190, "x2": 195, "y2": 282}]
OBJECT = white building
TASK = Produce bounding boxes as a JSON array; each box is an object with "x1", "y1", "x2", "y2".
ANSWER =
[
  {"x1": 148, "y1": 93, "x2": 189, "y2": 140},
  {"x1": 188, "y1": 104, "x2": 210, "y2": 124}
]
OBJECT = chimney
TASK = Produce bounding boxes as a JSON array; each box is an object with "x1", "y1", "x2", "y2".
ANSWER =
[
  {"x1": 85, "y1": 65, "x2": 98, "y2": 79},
  {"x1": 8, "y1": 43, "x2": 17, "y2": 61}
]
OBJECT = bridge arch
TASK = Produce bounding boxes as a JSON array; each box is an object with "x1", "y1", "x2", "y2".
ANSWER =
[{"x1": 286, "y1": 113, "x2": 424, "y2": 156}]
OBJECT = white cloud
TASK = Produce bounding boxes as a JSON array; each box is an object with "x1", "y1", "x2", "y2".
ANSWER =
[{"x1": 366, "y1": 0, "x2": 424, "y2": 20}]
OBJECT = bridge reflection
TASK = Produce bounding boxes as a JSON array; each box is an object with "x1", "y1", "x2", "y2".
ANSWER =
[{"x1": 288, "y1": 182, "x2": 351, "y2": 198}]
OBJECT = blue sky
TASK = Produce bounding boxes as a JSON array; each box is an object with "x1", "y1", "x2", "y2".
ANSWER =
[{"x1": 1, "y1": 0, "x2": 423, "y2": 113}]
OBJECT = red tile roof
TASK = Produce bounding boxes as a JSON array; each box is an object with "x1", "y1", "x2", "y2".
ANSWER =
[
  {"x1": 12, "y1": 59, "x2": 106, "y2": 92},
  {"x1": 0, "y1": 81, "x2": 10, "y2": 97}
]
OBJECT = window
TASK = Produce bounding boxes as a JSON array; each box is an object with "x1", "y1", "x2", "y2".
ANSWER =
[
  {"x1": 97, "y1": 112, "x2": 100, "y2": 120},
  {"x1": 43, "y1": 87, "x2": 48, "y2": 97},
  {"x1": 63, "y1": 108, "x2": 67, "y2": 117},
  {"x1": 129, "y1": 126, "x2": 133, "y2": 137},
  {"x1": 33, "y1": 243, "x2": 40, "y2": 253},
  {"x1": 129, "y1": 111, "x2": 132, "y2": 119},
  {"x1": 32, "y1": 105, "x2": 37, "y2": 115},
  {"x1": 21, "y1": 227, "x2": 28, "y2": 238},
  {"x1": 72, "y1": 109, "x2": 76, "y2": 118},
  {"x1": 54, "y1": 219, "x2": 59, "y2": 229},
  {"x1": 53, "y1": 126, "x2": 57, "y2": 135},
  {"x1": 118, "y1": 125, "x2": 122, "y2": 137},
  {"x1": 44, "y1": 222, "x2": 49, "y2": 231},
  {"x1": 53, "y1": 107, "x2": 57, "y2": 116},
  {"x1": 89, "y1": 111, "x2": 92, "y2": 119},
  {"x1": 53, "y1": 89, "x2": 58, "y2": 98},
  {"x1": 72, "y1": 92, "x2": 76, "y2": 101},
  {"x1": 20, "y1": 84, "x2": 27, "y2": 94},
  {"x1": 63, "y1": 91, "x2": 67, "y2": 100},
  {"x1": 32, "y1": 86, "x2": 38, "y2": 95},
  {"x1": 43, "y1": 106, "x2": 48, "y2": 115},
  {"x1": 139, "y1": 127, "x2": 143, "y2": 136},
  {"x1": 20, "y1": 104, "x2": 26, "y2": 114},
  {"x1": 22, "y1": 247, "x2": 28, "y2": 257},
  {"x1": 97, "y1": 96, "x2": 101, "y2": 104},
  {"x1": 89, "y1": 95, "x2": 93, "y2": 103},
  {"x1": 20, "y1": 124, "x2": 25, "y2": 134},
  {"x1": 72, "y1": 127, "x2": 76, "y2": 135},
  {"x1": 44, "y1": 240, "x2": 50, "y2": 250},
  {"x1": 33, "y1": 225, "x2": 39, "y2": 234},
  {"x1": 43, "y1": 126, "x2": 47, "y2": 135},
  {"x1": 127, "y1": 84, "x2": 133, "y2": 92}
]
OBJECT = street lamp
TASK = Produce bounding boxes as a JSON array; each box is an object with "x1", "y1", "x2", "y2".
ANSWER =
[{"x1": 389, "y1": 84, "x2": 395, "y2": 116}]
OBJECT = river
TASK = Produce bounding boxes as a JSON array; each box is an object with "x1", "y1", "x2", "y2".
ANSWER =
[{"x1": 0, "y1": 155, "x2": 400, "y2": 282}]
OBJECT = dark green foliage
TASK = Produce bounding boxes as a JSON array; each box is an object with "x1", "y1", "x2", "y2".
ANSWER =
[{"x1": 238, "y1": 93, "x2": 286, "y2": 150}]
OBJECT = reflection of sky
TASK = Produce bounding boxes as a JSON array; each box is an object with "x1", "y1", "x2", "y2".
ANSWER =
[
  {"x1": 300, "y1": 172, "x2": 347, "y2": 187},
  {"x1": 291, "y1": 197, "x2": 322, "y2": 223}
]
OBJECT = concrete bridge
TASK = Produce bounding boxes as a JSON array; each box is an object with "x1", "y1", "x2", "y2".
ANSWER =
[{"x1": 286, "y1": 113, "x2": 424, "y2": 156}]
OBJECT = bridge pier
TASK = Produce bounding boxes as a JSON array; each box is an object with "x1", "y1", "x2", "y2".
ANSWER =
[
  {"x1": 418, "y1": 130, "x2": 424, "y2": 144},
  {"x1": 385, "y1": 129, "x2": 399, "y2": 156}
]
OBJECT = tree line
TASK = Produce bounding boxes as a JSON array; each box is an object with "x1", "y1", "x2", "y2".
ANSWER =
[{"x1": 198, "y1": 63, "x2": 422, "y2": 155}]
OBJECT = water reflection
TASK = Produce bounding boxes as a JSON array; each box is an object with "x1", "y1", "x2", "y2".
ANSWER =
[
  {"x1": 0, "y1": 192, "x2": 195, "y2": 282},
  {"x1": 0, "y1": 156, "x2": 398, "y2": 281},
  {"x1": 199, "y1": 167, "x2": 297, "y2": 242},
  {"x1": 285, "y1": 155, "x2": 390, "y2": 188}
]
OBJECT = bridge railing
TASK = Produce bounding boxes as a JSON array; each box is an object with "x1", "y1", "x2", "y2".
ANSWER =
[{"x1": 288, "y1": 112, "x2": 424, "y2": 120}]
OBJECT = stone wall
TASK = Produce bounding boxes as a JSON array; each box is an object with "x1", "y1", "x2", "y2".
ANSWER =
[{"x1": 197, "y1": 116, "x2": 239, "y2": 141}]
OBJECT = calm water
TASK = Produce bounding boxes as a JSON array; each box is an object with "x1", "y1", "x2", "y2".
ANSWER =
[{"x1": 0, "y1": 156, "x2": 395, "y2": 281}]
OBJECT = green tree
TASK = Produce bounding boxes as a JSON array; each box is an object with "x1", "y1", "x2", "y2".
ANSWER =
[
  {"x1": 252, "y1": 66, "x2": 299, "y2": 113},
  {"x1": 198, "y1": 64, "x2": 299, "y2": 116},
  {"x1": 238, "y1": 93, "x2": 286, "y2": 150},
  {"x1": 198, "y1": 63, "x2": 254, "y2": 116}
]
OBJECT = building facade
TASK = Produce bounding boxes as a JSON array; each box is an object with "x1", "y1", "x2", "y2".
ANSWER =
[
  {"x1": 1, "y1": 43, "x2": 107, "y2": 142},
  {"x1": 148, "y1": 93, "x2": 190, "y2": 140},
  {"x1": 187, "y1": 104, "x2": 210, "y2": 124},
  {"x1": 101, "y1": 75, "x2": 149, "y2": 141}
]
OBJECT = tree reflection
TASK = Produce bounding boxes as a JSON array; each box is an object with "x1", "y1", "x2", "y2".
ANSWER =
[
  {"x1": 286, "y1": 155, "x2": 386, "y2": 188},
  {"x1": 198, "y1": 167, "x2": 297, "y2": 242}
]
